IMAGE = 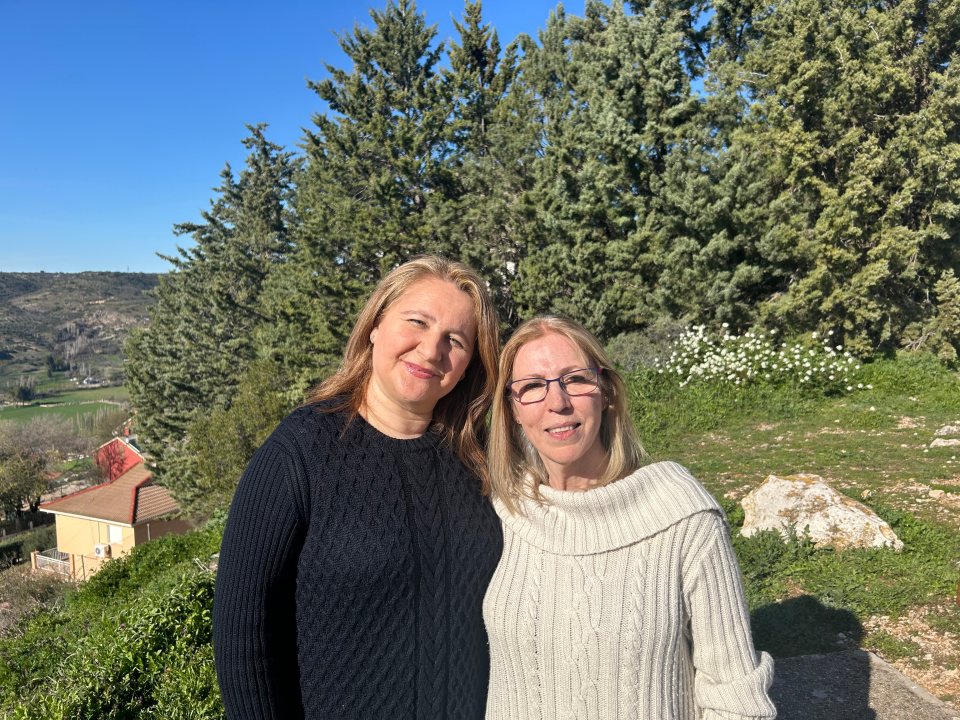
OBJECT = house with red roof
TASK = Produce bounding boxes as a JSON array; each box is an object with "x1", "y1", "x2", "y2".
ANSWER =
[
  {"x1": 94, "y1": 436, "x2": 145, "y2": 481},
  {"x1": 32, "y1": 443, "x2": 192, "y2": 580}
]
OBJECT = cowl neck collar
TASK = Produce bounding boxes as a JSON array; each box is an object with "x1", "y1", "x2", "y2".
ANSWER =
[{"x1": 495, "y1": 461, "x2": 722, "y2": 555}]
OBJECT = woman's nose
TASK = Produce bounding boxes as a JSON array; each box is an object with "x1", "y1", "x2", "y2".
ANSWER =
[
  {"x1": 544, "y1": 380, "x2": 571, "y2": 410},
  {"x1": 418, "y1": 331, "x2": 444, "y2": 362}
]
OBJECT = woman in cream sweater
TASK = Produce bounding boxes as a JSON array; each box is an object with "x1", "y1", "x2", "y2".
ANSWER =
[{"x1": 484, "y1": 316, "x2": 776, "y2": 720}]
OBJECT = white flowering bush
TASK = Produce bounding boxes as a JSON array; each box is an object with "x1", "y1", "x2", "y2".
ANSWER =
[{"x1": 653, "y1": 325, "x2": 871, "y2": 394}]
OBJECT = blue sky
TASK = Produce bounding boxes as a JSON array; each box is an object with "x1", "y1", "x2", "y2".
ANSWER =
[{"x1": 1, "y1": 0, "x2": 578, "y2": 273}]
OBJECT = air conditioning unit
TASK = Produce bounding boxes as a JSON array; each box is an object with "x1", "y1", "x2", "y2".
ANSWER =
[{"x1": 94, "y1": 543, "x2": 112, "y2": 559}]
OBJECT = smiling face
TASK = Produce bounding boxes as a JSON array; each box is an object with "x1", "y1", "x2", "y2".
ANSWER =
[
  {"x1": 365, "y1": 276, "x2": 478, "y2": 426},
  {"x1": 509, "y1": 332, "x2": 609, "y2": 489}
]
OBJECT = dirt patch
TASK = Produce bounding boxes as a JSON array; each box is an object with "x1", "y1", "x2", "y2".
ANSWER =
[
  {"x1": 897, "y1": 416, "x2": 925, "y2": 429},
  {"x1": 865, "y1": 606, "x2": 960, "y2": 705}
]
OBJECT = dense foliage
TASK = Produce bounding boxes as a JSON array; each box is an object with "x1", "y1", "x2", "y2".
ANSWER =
[
  {"x1": 0, "y1": 521, "x2": 223, "y2": 718},
  {"x1": 125, "y1": 0, "x2": 960, "y2": 518}
]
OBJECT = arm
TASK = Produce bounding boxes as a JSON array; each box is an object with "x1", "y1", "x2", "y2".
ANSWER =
[
  {"x1": 684, "y1": 512, "x2": 777, "y2": 720},
  {"x1": 213, "y1": 438, "x2": 307, "y2": 719}
]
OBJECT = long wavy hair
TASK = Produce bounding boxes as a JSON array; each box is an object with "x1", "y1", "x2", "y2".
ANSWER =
[
  {"x1": 308, "y1": 256, "x2": 500, "y2": 487},
  {"x1": 488, "y1": 315, "x2": 646, "y2": 514}
]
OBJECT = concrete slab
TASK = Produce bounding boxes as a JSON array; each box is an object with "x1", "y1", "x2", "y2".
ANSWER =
[{"x1": 771, "y1": 650, "x2": 959, "y2": 720}]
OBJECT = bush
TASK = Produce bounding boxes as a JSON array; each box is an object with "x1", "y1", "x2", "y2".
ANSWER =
[
  {"x1": 27, "y1": 571, "x2": 221, "y2": 720},
  {"x1": 0, "y1": 525, "x2": 56, "y2": 566},
  {"x1": 0, "y1": 520, "x2": 225, "y2": 716}
]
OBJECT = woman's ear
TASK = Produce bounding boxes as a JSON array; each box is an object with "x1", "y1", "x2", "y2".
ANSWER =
[{"x1": 370, "y1": 327, "x2": 378, "y2": 344}]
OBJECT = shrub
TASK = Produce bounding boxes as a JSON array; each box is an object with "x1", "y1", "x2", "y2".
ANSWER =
[{"x1": 653, "y1": 325, "x2": 866, "y2": 393}]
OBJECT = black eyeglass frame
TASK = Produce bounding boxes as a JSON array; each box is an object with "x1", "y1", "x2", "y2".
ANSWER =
[{"x1": 506, "y1": 367, "x2": 604, "y2": 405}]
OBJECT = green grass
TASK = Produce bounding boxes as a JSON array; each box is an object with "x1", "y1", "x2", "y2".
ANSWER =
[
  {"x1": 626, "y1": 351, "x2": 960, "y2": 667},
  {"x1": 0, "y1": 402, "x2": 118, "y2": 424},
  {"x1": 0, "y1": 385, "x2": 129, "y2": 424}
]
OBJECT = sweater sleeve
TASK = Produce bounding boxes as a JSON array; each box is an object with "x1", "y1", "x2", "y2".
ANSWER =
[
  {"x1": 684, "y1": 512, "x2": 777, "y2": 720},
  {"x1": 213, "y1": 436, "x2": 308, "y2": 719}
]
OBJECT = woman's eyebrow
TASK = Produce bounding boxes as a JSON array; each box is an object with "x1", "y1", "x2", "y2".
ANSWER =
[{"x1": 400, "y1": 309, "x2": 474, "y2": 340}]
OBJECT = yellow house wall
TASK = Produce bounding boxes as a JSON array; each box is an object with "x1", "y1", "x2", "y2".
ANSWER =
[
  {"x1": 53, "y1": 515, "x2": 194, "y2": 581},
  {"x1": 54, "y1": 515, "x2": 136, "y2": 579}
]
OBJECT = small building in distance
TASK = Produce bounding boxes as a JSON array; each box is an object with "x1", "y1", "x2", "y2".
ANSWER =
[{"x1": 32, "y1": 437, "x2": 191, "y2": 581}]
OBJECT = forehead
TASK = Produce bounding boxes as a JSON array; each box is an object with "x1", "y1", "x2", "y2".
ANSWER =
[
  {"x1": 390, "y1": 276, "x2": 465, "y2": 305},
  {"x1": 512, "y1": 332, "x2": 589, "y2": 376},
  {"x1": 387, "y1": 276, "x2": 477, "y2": 324}
]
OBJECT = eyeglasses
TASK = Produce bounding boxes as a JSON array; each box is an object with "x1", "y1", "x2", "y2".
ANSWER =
[{"x1": 507, "y1": 367, "x2": 603, "y2": 405}]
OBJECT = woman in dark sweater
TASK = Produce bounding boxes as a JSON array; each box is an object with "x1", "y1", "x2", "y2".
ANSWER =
[{"x1": 213, "y1": 256, "x2": 503, "y2": 719}]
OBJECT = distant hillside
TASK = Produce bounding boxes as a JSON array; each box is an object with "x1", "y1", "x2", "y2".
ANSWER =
[{"x1": 0, "y1": 272, "x2": 160, "y2": 382}]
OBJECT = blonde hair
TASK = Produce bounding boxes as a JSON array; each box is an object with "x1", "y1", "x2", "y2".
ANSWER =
[
  {"x1": 308, "y1": 256, "x2": 500, "y2": 487},
  {"x1": 488, "y1": 315, "x2": 646, "y2": 514}
]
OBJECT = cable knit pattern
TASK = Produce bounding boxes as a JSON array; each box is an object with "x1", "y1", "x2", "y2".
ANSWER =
[
  {"x1": 483, "y1": 461, "x2": 776, "y2": 720},
  {"x1": 214, "y1": 405, "x2": 502, "y2": 720}
]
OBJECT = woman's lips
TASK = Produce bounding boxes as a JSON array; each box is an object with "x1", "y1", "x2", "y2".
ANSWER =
[
  {"x1": 404, "y1": 361, "x2": 438, "y2": 379},
  {"x1": 546, "y1": 422, "x2": 580, "y2": 440}
]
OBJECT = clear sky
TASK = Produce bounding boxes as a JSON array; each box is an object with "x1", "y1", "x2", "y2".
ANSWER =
[{"x1": 1, "y1": 0, "x2": 576, "y2": 274}]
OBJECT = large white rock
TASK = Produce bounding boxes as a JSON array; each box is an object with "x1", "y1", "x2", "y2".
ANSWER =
[
  {"x1": 740, "y1": 474, "x2": 903, "y2": 551},
  {"x1": 930, "y1": 438, "x2": 960, "y2": 448}
]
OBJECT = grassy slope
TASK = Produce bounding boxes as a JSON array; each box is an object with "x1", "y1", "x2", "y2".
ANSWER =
[{"x1": 0, "y1": 353, "x2": 957, "y2": 716}]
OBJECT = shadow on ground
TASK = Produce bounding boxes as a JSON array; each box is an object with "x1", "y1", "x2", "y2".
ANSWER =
[{"x1": 755, "y1": 595, "x2": 958, "y2": 719}]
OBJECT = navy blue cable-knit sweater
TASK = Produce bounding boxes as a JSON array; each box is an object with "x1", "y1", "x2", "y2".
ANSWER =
[{"x1": 213, "y1": 404, "x2": 503, "y2": 719}]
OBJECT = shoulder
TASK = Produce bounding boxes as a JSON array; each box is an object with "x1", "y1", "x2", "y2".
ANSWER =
[
  {"x1": 625, "y1": 461, "x2": 722, "y2": 515},
  {"x1": 265, "y1": 404, "x2": 346, "y2": 452}
]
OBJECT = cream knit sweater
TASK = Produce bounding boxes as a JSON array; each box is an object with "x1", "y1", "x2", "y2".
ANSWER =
[{"x1": 483, "y1": 461, "x2": 776, "y2": 720}]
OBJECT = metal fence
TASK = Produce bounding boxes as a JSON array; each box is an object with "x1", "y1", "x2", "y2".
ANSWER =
[{"x1": 35, "y1": 547, "x2": 70, "y2": 575}]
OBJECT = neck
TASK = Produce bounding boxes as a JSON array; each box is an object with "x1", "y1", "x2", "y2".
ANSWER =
[
  {"x1": 546, "y1": 472, "x2": 604, "y2": 492},
  {"x1": 360, "y1": 387, "x2": 432, "y2": 439},
  {"x1": 544, "y1": 448, "x2": 611, "y2": 492}
]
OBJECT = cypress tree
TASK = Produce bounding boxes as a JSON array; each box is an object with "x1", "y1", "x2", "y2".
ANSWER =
[
  {"x1": 126, "y1": 125, "x2": 297, "y2": 504},
  {"x1": 735, "y1": 0, "x2": 960, "y2": 353},
  {"x1": 261, "y1": 0, "x2": 457, "y2": 393},
  {"x1": 514, "y1": 0, "x2": 699, "y2": 339}
]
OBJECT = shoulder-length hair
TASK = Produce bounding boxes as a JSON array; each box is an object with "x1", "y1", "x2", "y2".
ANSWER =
[
  {"x1": 488, "y1": 315, "x2": 646, "y2": 514},
  {"x1": 308, "y1": 255, "x2": 500, "y2": 487}
]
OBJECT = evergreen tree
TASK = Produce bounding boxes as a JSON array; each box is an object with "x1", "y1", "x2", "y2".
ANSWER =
[
  {"x1": 261, "y1": 0, "x2": 456, "y2": 393},
  {"x1": 437, "y1": 1, "x2": 536, "y2": 327},
  {"x1": 642, "y1": 0, "x2": 780, "y2": 330},
  {"x1": 735, "y1": 0, "x2": 960, "y2": 353},
  {"x1": 169, "y1": 360, "x2": 291, "y2": 518},
  {"x1": 514, "y1": 0, "x2": 700, "y2": 339},
  {"x1": 126, "y1": 125, "x2": 297, "y2": 491}
]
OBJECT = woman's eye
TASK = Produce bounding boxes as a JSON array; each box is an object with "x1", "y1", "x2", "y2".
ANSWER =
[
  {"x1": 449, "y1": 336, "x2": 464, "y2": 349},
  {"x1": 408, "y1": 318, "x2": 426, "y2": 327}
]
